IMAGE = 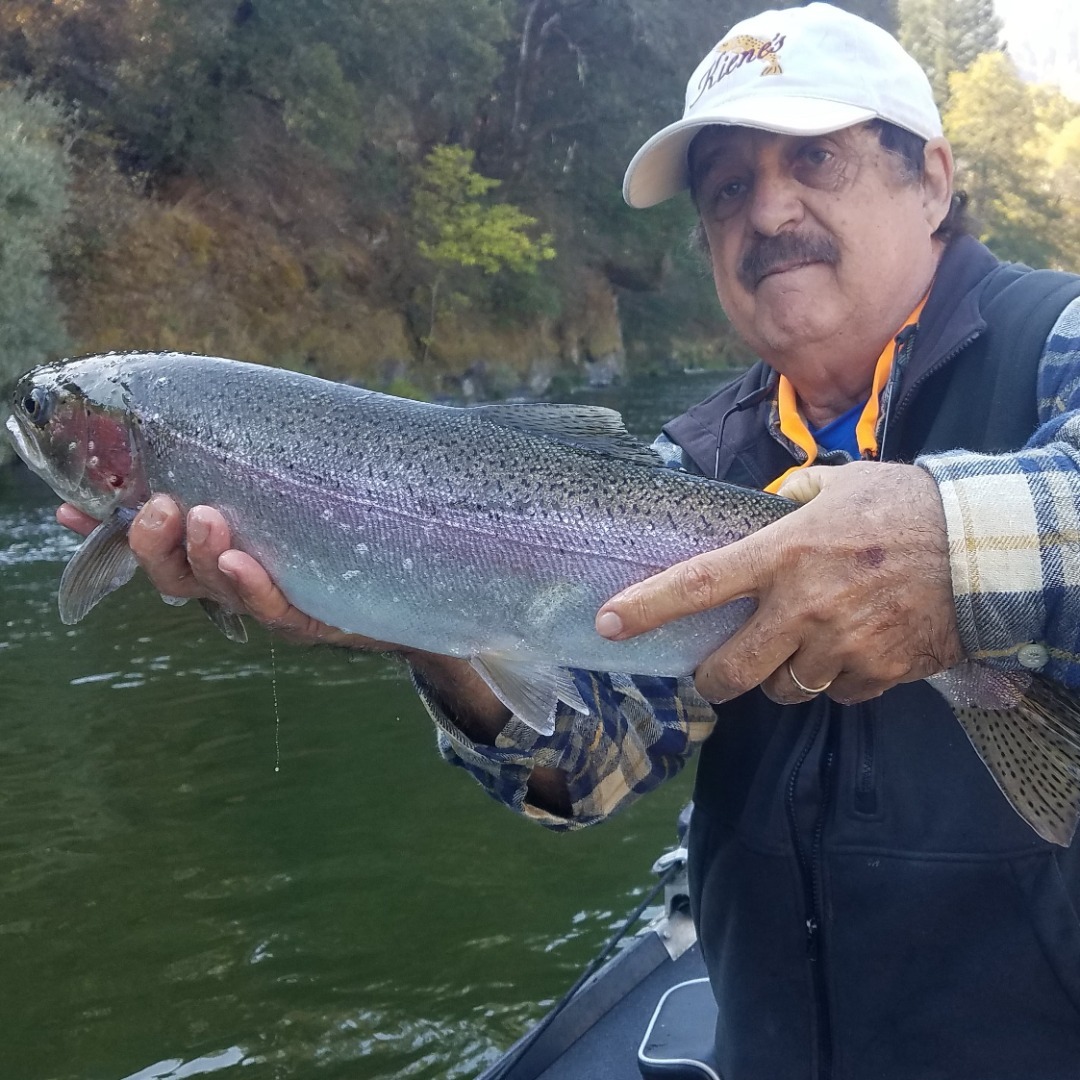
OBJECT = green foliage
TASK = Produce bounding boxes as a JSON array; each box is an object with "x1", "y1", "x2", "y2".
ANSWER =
[
  {"x1": 411, "y1": 144, "x2": 556, "y2": 358},
  {"x1": 413, "y1": 146, "x2": 555, "y2": 276},
  {"x1": 278, "y1": 43, "x2": 366, "y2": 169},
  {"x1": 0, "y1": 85, "x2": 71, "y2": 416},
  {"x1": 384, "y1": 376, "x2": 429, "y2": 402},
  {"x1": 206, "y1": 0, "x2": 511, "y2": 165},
  {"x1": 3, "y1": 0, "x2": 938, "y2": 385},
  {"x1": 829, "y1": 0, "x2": 896, "y2": 30},
  {"x1": 618, "y1": 217, "x2": 748, "y2": 374},
  {"x1": 944, "y1": 52, "x2": 1070, "y2": 268},
  {"x1": 1047, "y1": 116, "x2": 1080, "y2": 205},
  {"x1": 1038, "y1": 108, "x2": 1080, "y2": 271},
  {"x1": 898, "y1": 0, "x2": 1002, "y2": 107}
]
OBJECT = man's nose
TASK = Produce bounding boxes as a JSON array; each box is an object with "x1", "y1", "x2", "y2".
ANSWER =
[{"x1": 746, "y1": 168, "x2": 804, "y2": 236}]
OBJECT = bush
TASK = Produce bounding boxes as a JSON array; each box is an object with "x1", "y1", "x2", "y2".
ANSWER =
[{"x1": 0, "y1": 85, "x2": 72, "y2": 423}]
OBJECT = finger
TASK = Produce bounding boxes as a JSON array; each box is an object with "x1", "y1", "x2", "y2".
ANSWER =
[
  {"x1": 776, "y1": 466, "x2": 830, "y2": 505},
  {"x1": 691, "y1": 605, "x2": 802, "y2": 703},
  {"x1": 691, "y1": 630, "x2": 794, "y2": 708},
  {"x1": 57, "y1": 504, "x2": 97, "y2": 537},
  {"x1": 822, "y1": 675, "x2": 886, "y2": 705},
  {"x1": 218, "y1": 549, "x2": 379, "y2": 648},
  {"x1": 759, "y1": 654, "x2": 840, "y2": 705},
  {"x1": 184, "y1": 506, "x2": 245, "y2": 606},
  {"x1": 217, "y1": 549, "x2": 293, "y2": 625},
  {"x1": 129, "y1": 496, "x2": 199, "y2": 597},
  {"x1": 597, "y1": 534, "x2": 766, "y2": 640}
]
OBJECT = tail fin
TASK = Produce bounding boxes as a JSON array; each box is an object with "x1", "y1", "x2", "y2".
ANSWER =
[{"x1": 952, "y1": 676, "x2": 1080, "y2": 846}]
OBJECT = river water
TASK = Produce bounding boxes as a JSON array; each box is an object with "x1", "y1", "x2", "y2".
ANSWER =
[{"x1": 0, "y1": 370, "x2": 730, "y2": 1080}]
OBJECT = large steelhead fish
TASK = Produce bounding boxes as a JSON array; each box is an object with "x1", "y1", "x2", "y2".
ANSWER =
[{"x1": 7, "y1": 351, "x2": 1080, "y2": 846}]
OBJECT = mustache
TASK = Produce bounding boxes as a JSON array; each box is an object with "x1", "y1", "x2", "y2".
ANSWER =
[{"x1": 738, "y1": 232, "x2": 839, "y2": 290}]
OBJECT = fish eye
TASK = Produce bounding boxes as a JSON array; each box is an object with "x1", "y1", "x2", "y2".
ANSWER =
[{"x1": 22, "y1": 386, "x2": 54, "y2": 427}]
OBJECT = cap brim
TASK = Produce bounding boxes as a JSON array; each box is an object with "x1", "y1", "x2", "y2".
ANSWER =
[{"x1": 623, "y1": 96, "x2": 877, "y2": 208}]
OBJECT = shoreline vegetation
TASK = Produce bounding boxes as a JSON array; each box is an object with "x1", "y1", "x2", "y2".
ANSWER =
[
  {"x1": 1, "y1": 1, "x2": 1078, "y2": 469},
  {"x1": 0, "y1": 0, "x2": 761, "y2": 434}
]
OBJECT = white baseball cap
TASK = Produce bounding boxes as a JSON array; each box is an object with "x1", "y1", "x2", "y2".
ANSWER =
[{"x1": 623, "y1": 2, "x2": 943, "y2": 208}]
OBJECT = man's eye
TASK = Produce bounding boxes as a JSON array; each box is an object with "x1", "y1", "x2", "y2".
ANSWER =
[
  {"x1": 794, "y1": 146, "x2": 844, "y2": 189},
  {"x1": 716, "y1": 179, "x2": 747, "y2": 202}
]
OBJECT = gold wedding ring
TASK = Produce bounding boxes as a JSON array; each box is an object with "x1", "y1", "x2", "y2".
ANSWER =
[{"x1": 787, "y1": 660, "x2": 833, "y2": 696}]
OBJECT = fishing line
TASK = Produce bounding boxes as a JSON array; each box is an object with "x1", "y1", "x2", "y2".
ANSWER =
[{"x1": 270, "y1": 637, "x2": 281, "y2": 773}]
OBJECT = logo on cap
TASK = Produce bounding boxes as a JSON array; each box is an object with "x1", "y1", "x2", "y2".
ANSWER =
[{"x1": 691, "y1": 33, "x2": 786, "y2": 107}]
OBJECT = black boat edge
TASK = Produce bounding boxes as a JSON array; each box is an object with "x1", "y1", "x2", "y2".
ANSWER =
[{"x1": 479, "y1": 807, "x2": 720, "y2": 1080}]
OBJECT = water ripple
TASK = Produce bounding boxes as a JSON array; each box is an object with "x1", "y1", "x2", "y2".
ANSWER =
[{"x1": 118, "y1": 1048, "x2": 256, "y2": 1080}]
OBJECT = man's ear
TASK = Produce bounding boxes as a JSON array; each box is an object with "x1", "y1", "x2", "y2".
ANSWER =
[{"x1": 922, "y1": 137, "x2": 954, "y2": 232}]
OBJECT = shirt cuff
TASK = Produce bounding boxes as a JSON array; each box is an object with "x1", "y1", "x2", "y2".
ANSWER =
[
  {"x1": 917, "y1": 451, "x2": 1046, "y2": 661},
  {"x1": 411, "y1": 666, "x2": 588, "y2": 827}
]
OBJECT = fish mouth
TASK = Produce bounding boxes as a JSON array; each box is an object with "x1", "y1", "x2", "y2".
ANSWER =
[{"x1": 4, "y1": 413, "x2": 45, "y2": 473}]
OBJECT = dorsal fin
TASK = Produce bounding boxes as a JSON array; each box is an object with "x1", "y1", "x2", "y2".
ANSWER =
[{"x1": 466, "y1": 402, "x2": 661, "y2": 466}]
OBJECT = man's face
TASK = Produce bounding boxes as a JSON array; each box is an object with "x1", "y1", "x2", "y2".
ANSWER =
[{"x1": 691, "y1": 124, "x2": 945, "y2": 369}]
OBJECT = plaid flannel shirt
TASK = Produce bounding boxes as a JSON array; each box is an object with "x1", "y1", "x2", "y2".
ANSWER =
[{"x1": 419, "y1": 295, "x2": 1080, "y2": 831}]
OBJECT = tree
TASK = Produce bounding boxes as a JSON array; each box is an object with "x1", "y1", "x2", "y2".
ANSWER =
[
  {"x1": 898, "y1": 0, "x2": 1002, "y2": 107},
  {"x1": 411, "y1": 145, "x2": 555, "y2": 358},
  {"x1": 218, "y1": 0, "x2": 512, "y2": 163},
  {"x1": 0, "y1": 85, "x2": 71, "y2": 454},
  {"x1": 943, "y1": 52, "x2": 1064, "y2": 267},
  {"x1": 1044, "y1": 114, "x2": 1080, "y2": 271},
  {"x1": 2, "y1": 0, "x2": 922, "y2": 378}
]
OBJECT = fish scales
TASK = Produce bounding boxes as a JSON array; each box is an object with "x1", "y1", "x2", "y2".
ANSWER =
[
  {"x1": 139, "y1": 372, "x2": 770, "y2": 671},
  {"x1": 10, "y1": 351, "x2": 1080, "y2": 847},
  {"x1": 18, "y1": 353, "x2": 786, "y2": 677}
]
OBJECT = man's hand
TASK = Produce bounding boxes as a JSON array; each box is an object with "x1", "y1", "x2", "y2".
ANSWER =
[
  {"x1": 57, "y1": 495, "x2": 389, "y2": 649},
  {"x1": 595, "y1": 462, "x2": 964, "y2": 705}
]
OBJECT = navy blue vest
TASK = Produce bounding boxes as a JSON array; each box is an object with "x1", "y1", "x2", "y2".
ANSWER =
[{"x1": 663, "y1": 238, "x2": 1080, "y2": 1080}]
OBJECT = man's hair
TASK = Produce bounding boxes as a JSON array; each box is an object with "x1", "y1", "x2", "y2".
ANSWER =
[
  {"x1": 687, "y1": 120, "x2": 971, "y2": 257},
  {"x1": 867, "y1": 120, "x2": 970, "y2": 243}
]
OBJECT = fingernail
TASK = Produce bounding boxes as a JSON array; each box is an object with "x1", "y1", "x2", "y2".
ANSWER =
[
  {"x1": 144, "y1": 499, "x2": 166, "y2": 529},
  {"x1": 188, "y1": 511, "x2": 208, "y2": 545},
  {"x1": 596, "y1": 611, "x2": 624, "y2": 638}
]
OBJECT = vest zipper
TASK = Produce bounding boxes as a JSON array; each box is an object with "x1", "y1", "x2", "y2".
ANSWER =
[
  {"x1": 786, "y1": 709, "x2": 836, "y2": 1080},
  {"x1": 880, "y1": 329, "x2": 980, "y2": 459},
  {"x1": 854, "y1": 706, "x2": 878, "y2": 815}
]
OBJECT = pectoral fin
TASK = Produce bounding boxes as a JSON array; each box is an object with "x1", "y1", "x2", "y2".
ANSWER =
[
  {"x1": 469, "y1": 655, "x2": 589, "y2": 736},
  {"x1": 58, "y1": 508, "x2": 138, "y2": 625},
  {"x1": 55, "y1": 508, "x2": 248, "y2": 643}
]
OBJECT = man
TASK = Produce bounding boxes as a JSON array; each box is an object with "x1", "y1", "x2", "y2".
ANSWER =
[{"x1": 59, "y1": 4, "x2": 1080, "y2": 1076}]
